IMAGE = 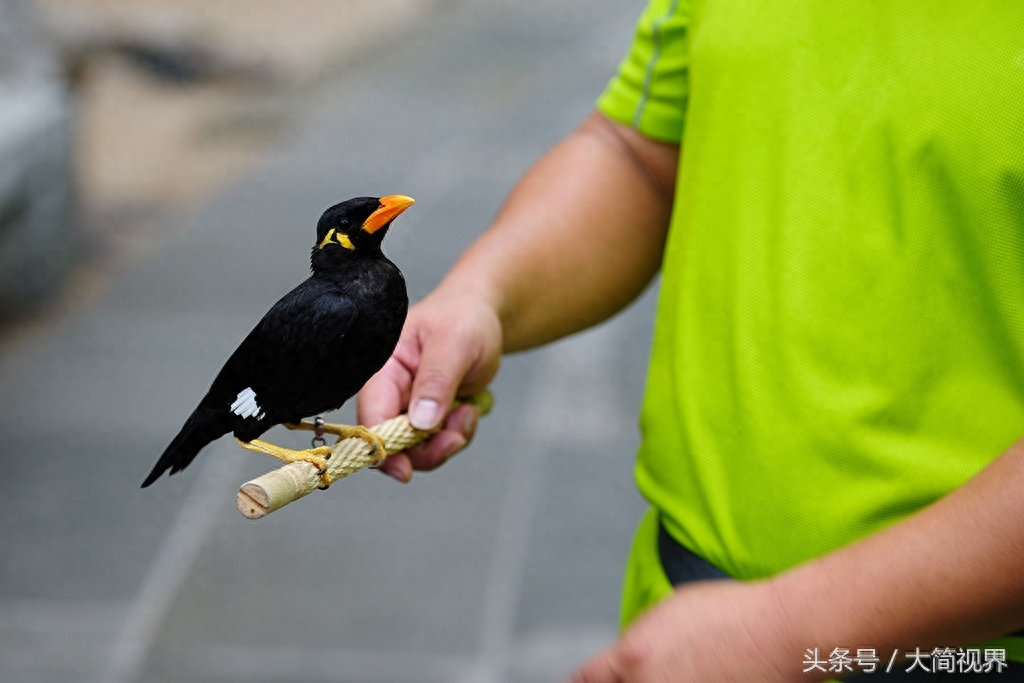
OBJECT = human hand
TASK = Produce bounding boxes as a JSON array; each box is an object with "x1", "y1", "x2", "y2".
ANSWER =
[
  {"x1": 357, "y1": 290, "x2": 502, "y2": 482},
  {"x1": 569, "y1": 579, "x2": 807, "y2": 683}
]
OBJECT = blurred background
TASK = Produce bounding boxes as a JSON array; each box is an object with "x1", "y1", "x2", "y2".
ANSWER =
[{"x1": 0, "y1": 0, "x2": 658, "y2": 681}]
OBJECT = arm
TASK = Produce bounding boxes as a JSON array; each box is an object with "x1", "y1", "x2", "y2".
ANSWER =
[
  {"x1": 783, "y1": 437, "x2": 1024, "y2": 669},
  {"x1": 358, "y1": 110, "x2": 678, "y2": 481},
  {"x1": 571, "y1": 440, "x2": 1024, "y2": 682},
  {"x1": 443, "y1": 109, "x2": 677, "y2": 352}
]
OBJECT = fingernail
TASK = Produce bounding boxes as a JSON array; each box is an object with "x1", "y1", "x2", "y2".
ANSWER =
[
  {"x1": 458, "y1": 408, "x2": 479, "y2": 438},
  {"x1": 442, "y1": 435, "x2": 468, "y2": 462},
  {"x1": 410, "y1": 399, "x2": 440, "y2": 430}
]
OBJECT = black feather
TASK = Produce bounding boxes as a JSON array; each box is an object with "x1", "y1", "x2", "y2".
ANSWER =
[{"x1": 142, "y1": 406, "x2": 230, "y2": 487}]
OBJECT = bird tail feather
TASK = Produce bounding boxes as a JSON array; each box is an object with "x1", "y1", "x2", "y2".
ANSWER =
[{"x1": 142, "y1": 407, "x2": 226, "y2": 487}]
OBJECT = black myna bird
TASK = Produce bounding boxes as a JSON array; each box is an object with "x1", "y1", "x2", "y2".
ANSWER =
[{"x1": 142, "y1": 195, "x2": 414, "y2": 488}]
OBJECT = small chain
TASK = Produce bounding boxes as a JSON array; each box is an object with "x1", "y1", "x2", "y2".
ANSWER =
[{"x1": 311, "y1": 416, "x2": 327, "y2": 448}]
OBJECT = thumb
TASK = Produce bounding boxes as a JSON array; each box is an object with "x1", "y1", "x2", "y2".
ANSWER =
[
  {"x1": 402, "y1": 293, "x2": 502, "y2": 431},
  {"x1": 406, "y1": 332, "x2": 474, "y2": 430}
]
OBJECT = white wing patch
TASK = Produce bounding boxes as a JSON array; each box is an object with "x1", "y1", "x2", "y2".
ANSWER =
[{"x1": 230, "y1": 387, "x2": 265, "y2": 420}]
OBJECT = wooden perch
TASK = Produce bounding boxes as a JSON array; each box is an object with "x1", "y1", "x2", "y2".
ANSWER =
[{"x1": 236, "y1": 391, "x2": 493, "y2": 519}]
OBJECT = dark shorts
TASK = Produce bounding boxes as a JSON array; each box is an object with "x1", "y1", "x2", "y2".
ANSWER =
[{"x1": 657, "y1": 522, "x2": 1024, "y2": 681}]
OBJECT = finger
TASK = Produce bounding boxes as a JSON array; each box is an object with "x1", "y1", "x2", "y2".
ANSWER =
[
  {"x1": 378, "y1": 453, "x2": 413, "y2": 483},
  {"x1": 568, "y1": 647, "x2": 624, "y2": 683},
  {"x1": 407, "y1": 329, "x2": 478, "y2": 431},
  {"x1": 358, "y1": 353, "x2": 414, "y2": 427},
  {"x1": 400, "y1": 404, "x2": 478, "y2": 471},
  {"x1": 403, "y1": 430, "x2": 468, "y2": 471},
  {"x1": 446, "y1": 403, "x2": 480, "y2": 441}
]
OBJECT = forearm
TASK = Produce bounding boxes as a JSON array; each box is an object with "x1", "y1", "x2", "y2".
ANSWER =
[
  {"x1": 360, "y1": 112, "x2": 676, "y2": 463},
  {"x1": 774, "y1": 439, "x2": 1024, "y2": 676},
  {"x1": 434, "y1": 110, "x2": 678, "y2": 352}
]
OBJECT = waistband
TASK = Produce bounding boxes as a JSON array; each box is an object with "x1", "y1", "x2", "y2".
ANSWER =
[
  {"x1": 656, "y1": 520, "x2": 731, "y2": 583},
  {"x1": 657, "y1": 520, "x2": 1024, "y2": 639}
]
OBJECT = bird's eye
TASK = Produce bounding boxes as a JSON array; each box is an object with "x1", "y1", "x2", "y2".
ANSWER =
[{"x1": 339, "y1": 219, "x2": 350, "y2": 228}]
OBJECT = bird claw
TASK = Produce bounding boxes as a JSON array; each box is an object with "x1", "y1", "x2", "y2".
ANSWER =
[
  {"x1": 289, "y1": 447, "x2": 333, "y2": 488},
  {"x1": 364, "y1": 434, "x2": 387, "y2": 468},
  {"x1": 296, "y1": 422, "x2": 387, "y2": 468},
  {"x1": 236, "y1": 437, "x2": 333, "y2": 486},
  {"x1": 316, "y1": 466, "x2": 332, "y2": 490},
  {"x1": 239, "y1": 422, "x2": 385, "y2": 488}
]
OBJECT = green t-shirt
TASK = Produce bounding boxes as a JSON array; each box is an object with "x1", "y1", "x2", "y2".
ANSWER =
[{"x1": 599, "y1": 0, "x2": 1024, "y2": 651}]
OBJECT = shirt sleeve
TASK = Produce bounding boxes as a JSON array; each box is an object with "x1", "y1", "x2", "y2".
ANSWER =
[{"x1": 596, "y1": 0, "x2": 691, "y2": 144}]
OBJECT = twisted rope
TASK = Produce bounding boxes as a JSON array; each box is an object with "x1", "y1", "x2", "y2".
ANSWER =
[{"x1": 235, "y1": 391, "x2": 493, "y2": 519}]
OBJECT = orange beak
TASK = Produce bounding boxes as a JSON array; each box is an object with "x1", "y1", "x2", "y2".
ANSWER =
[{"x1": 362, "y1": 195, "x2": 415, "y2": 234}]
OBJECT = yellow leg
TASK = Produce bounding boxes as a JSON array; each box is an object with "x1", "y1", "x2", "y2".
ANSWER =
[
  {"x1": 236, "y1": 437, "x2": 333, "y2": 487},
  {"x1": 284, "y1": 420, "x2": 388, "y2": 466}
]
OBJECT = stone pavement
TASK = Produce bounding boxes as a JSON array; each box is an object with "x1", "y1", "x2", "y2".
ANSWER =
[{"x1": 0, "y1": 0, "x2": 657, "y2": 681}]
